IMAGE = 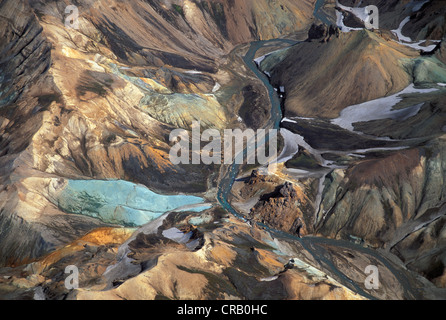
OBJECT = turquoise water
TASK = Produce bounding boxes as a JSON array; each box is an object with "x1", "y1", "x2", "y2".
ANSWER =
[
  {"x1": 217, "y1": 39, "x2": 297, "y2": 219},
  {"x1": 313, "y1": 0, "x2": 331, "y2": 25},
  {"x1": 54, "y1": 179, "x2": 210, "y2": 227}
]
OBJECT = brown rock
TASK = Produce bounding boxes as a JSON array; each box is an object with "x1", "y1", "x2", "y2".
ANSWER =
[
  {"x1": 270, "y1": 29, "x2": 418, "y2": 118},
  {"x1": 249, "y1": 182, "x2": 311, "y2": 237}
]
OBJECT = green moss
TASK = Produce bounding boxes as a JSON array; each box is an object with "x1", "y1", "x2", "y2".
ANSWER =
[{"x1": 172, "y1": 4, "x2": 184, "y2": 17}]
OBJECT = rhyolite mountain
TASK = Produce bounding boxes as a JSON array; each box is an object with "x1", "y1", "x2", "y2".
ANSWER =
[
  {"x1": 0, "y1": 0, "x2": 446, "y2": 300},
  {"x1": 0, "y1": 0, "x2": 315, "y2": 267}
]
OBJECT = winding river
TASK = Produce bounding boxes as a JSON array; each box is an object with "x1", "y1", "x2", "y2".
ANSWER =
[
  {"x1": 216, "y1": 38, "x2": 423, "y2": 300},
  {"x1": 216, "y1": 39, "x2": 294, "y2": 219}
]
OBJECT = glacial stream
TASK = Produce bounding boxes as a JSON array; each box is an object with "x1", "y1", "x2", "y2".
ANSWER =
[
  {"x1": 216, "y1": 39, "x2": 294, "y2": 219},
  {"x1": 216, "y1": 39, "x2": 423, "y2": 300}
]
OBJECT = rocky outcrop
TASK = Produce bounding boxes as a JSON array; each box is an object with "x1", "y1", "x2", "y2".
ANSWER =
[
  {"x1": 0, "y1": 0, "x2": 318, "y2": 268},
  {"x1": 237, "y1": 84, "x2": 271, "y2": 129},
  {"x1": 313, "y1": 137, "x2": 446, "y2": 287},
  {"x1": 307, "y1": 23, "x2": 340, "y2": 42},
  {"x1": 249, "y1": 182, "x2": 312, "y2": 237},
  {"x1": 246, "y1": 0, "x2": 446, "y2": 294},
  {"x1": 2, "y1": 207, "x2": 432, "y2": 300},
  {"x1": 1, "y1": 0, "x2": 446, "y2": 301}
]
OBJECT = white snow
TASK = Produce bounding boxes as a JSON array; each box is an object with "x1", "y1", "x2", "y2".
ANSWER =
[
  {"x1": 254, "y1": 48, "x2": 289, "y2": 67},
  {"x1": 185, "y1": 70, "x2": 203, "y2": 74},
  {"x1": 331, "y1": 84, "x2": 438, "y2": 132},
  {"x1": 254, "y1": 55, "x2": 267, "y2": 66},
  {"x1": 277, "y1": 128, "x2": 330, "y2": 167},
  {"x1": 282, "y1": 116, "x2": 314, "y2": 123},
  {"x1": 162, "y1": 228, "x2": 192, "y2": 244},
  {"x1": 162, "y1": 227, "x2": 202, "y2": 250},
  {"x1": 281, "y1": 117, "x2": 298, "y2": 123},
  {"x1": 335, "y1": 0, "x2": 438, "y2": 52},
  {"x1": 212, "y1": 82, "x2": 221, "y2": 93},
  {"x1": 336, "y1": 0, "x2": 370, "y2": 23},
  {"x1": 406, "y1": 41, "x2": 439, "y2": 53},
  {"x1": 392, "y1": 16, "x2": 413, "y2": 43},
  {"x1": 391, "y1": 15, "x2": 440, "y2": 52},
  {"x1": 276, "y1": 129, "x2": 306, "y2": 164},
  {"x1": 335, "y1": 0, "x2": 374, "y2": 32},
  {"x1": 349, "y1": 146, "x2": 409, "y2": 154},
  {"x1": 336, "y1": 11, "x2": 363, "y2": 33},
  {"x1": 260, "y1": 276, "x2": 279, "y2": 282}
]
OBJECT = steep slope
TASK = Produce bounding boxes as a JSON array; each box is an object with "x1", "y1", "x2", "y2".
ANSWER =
[
  {"x1": 2, "y1": 0, "x2": 446, "y2": 301},
  {"x1": 1, "y1": 208, "x2": 432, "y2": 300},
  {"x1": 262, "y1": 28, "x2": 422, "y2": 118},
  {"x1": 337, "y1": 0, "x2": 446, "y2": 42},
  {"x1": 0, "y1": 0, "x2": 316, "y2": 266},
  {"x1": 31, "y1": 0, "x2": 317, "y2": 68},
  {"x1": 242, "y1": 1, "x2": 446, "y2": 293},
  {"x1": 314, "y1": 136, "x2": 446, "y2": 287}
]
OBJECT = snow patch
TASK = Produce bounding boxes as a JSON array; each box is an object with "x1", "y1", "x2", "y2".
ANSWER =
[
  {"x1": 254, "y1": 55, "x2": 267, "y2": 66},
  {"x1": 331, "y1": 84, "x2": 438, "y2": 133},
  {"x1": 336, "y1": 0, "x2": 371, "y2": 23},
  {"x1": 336, "y1": 11, "x2": 363, "y2": 33},
  {"x1": 212, "y1": 82, "x2": 221, "y2": 93},
  {"x1": 335, "y1": 0, "x2": 375, "y2": 32},
  {"x1": 260, "y1": 276, "x2": 279, "y2": 282},
  {"x1": 185, "y1": 70, "x2": 202, "y2": 74},
  {"x1": 391, "y1": 16, "x2": 440, "y2": 52}
]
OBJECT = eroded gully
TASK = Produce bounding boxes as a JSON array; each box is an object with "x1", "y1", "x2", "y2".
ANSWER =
[{"x1": 216, "y1": 38, "x2": 423, "y2": 300}]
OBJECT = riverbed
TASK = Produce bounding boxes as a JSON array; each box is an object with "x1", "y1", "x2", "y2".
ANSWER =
[{"x1": 216, "y1": 37, "x2": 426, "y2": 300}]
